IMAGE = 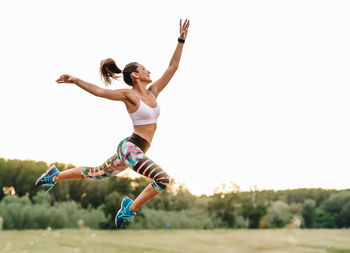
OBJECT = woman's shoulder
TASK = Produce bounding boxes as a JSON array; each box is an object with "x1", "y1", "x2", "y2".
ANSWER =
[
  {"x1": 117, "y1": 89, "x2": 138, "y2": 104},
  {"x1": 99, "y1": 88, "x2": 135, "y2": 103}
]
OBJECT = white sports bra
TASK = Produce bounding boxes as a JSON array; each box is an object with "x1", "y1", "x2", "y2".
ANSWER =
[{"x1": 129, "y1": 90, "x2": 160, "y2": 126}]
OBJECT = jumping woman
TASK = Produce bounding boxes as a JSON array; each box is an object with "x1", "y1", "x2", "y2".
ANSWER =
[{"x1": 35, "y1": 19, "x2": 190, "y2": 228}]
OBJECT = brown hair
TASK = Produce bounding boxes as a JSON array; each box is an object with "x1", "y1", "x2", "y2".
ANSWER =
[{"x1": 100, "y1": 58, "x2": 139, "y2": 86}]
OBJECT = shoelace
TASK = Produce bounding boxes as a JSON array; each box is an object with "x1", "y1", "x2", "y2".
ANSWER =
[
  {"x1": 41, "y1": 176, "x2": 51, "y2": 184},
  {"x1": 119, "y1": 209, "x2": 135, "y2": 222},
  {"x1": 44, "y1": 184, "x2": 55, "y2": 194},
  {"x1": 41, "y1": 175, "x2": 56, "y2": 194}
]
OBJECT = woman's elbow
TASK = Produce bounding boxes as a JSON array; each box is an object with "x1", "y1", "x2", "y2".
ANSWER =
[{"x1": 169, "y1": 65, "x2": 178, "y2": 73}]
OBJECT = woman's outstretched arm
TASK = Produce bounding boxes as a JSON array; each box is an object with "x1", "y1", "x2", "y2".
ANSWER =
[
  {"x1": 149, "y1": 19, "x2": 190, "y2": 97},
  {"x1": 56, "y1": 74, "x2": 129, "y2": 101}
]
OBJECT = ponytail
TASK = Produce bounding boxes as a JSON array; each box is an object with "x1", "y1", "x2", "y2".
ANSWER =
[
  {"x1": 100, "y1": 58, "x2": 139, "y2": 86},
  {"x1": 100, "y1": 58, "x2": 122, "y2": 85}
]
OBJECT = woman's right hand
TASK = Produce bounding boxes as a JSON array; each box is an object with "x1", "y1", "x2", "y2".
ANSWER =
[
  {"x1": 56, "y1": 74, "x2": 77, "y2": 84},
  {"x1": 179, "y1": 19, "x2": 190, "y2": 40}
]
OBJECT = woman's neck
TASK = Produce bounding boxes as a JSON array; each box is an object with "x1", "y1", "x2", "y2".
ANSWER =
[{"x1": 132, "y1": 83, "x2": 148, "y2": 96}]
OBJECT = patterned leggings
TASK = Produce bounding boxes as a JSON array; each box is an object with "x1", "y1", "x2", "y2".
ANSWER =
[{"x1": 81, "y1": 136, "x2": 171, "y2": 192}]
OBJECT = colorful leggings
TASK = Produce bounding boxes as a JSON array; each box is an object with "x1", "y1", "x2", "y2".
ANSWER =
[{"x1": 81, "y1": 136, "x2": 171, "y2": 192}]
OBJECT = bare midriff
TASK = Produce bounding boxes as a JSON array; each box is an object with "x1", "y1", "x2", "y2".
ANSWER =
[{"x1": 133, "y1": 123, "x2": 157, "y2": 145}]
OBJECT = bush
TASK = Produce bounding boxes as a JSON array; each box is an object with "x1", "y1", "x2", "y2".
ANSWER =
[
  {"x1": 233, "y1": 215, "x2": 246, "y2": 228},
  {"x1": 339, "y1": 201, "x2": 350, "y2": 227},
  {"x1": 320, "y1": 191, "x2": 350, "y2": 227},
  {"x1": 0, "y1": 193, "x2": 107, "y2": 229},
  {"x1": 314, "y1": 209, "x2": 336, "y2": 228},
  {"x1": 302, "y1": 199, "x2": 316, "y2": 228},
  {"x1": 265, "y1": 201, "x2": 291, "y2": 228}
]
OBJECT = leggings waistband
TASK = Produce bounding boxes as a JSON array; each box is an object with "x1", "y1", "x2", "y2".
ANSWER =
[{"x1": 126, "y1": 133, "x2": 150, "y2": 153}]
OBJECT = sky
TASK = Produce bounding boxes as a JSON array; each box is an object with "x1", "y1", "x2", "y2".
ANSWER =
[{"x1": 1, "y1": 0, "x2": 350, "y2": 196}]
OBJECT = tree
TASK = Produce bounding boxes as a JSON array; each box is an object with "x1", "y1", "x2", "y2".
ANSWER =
[
  {"x1": 314, "y1": 209, "x2": 336, "y2": 228},
  {"x1": 320, "y1": 191, "x2": 350, "y2": 227},
  {"x1": 208, "y1": 193, "x2": 239, "y2": 228},
  {"x1": 100, "y1": 191, "x2": 123, "y2": 229},
  {"x1": 265, "y1": 201, "x2": 291, "y2": 228},
  {"x1": 340, "y1": 201, "x2": 350, "y2": 227},
  {"x1": 302, "y1": 199, "x2": 316, "y2": 228}
]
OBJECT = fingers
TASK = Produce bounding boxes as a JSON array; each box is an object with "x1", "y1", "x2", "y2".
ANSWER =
[
  {"x1": 186, "y1": 19, "x2": 190, "y2": 30},
  {"x1": 184, "y1": 19, "x2": 188, "y2": 28},
  {"x1": 56, "y1": 74, "x2": 68, "y2": 83},
  {"x1": 180, "y1": 18, "x2": 190, "y2": 31},
  {"x1": 180, "y1": 19, "x2": 183, "y2": 33},
  {"x1": 56, "y1": 76, "x2": 62, "y2": 83},
  {"x1": 56, "y1": 75, "x2": 64, "y2": 83}
]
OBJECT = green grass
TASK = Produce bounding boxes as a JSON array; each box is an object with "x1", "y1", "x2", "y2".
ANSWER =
[{"x1": 0, "y1": 229, "x2": 350, "y2": 253}]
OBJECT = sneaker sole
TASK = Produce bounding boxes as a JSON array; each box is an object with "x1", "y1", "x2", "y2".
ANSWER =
[{"x1": 35, "y1": 172, "x2": 47, "y2": 187}]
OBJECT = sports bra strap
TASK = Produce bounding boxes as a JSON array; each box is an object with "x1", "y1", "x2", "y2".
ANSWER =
[
  {"x1": 131, "y1": 90, "x2": 157, "y2": 101},
  {"x1": 131, "y1": 90, "x2": 140, "y2": 100},
  {"x1": 147, "y1": 90, "x2": 157, "y2": 100}
]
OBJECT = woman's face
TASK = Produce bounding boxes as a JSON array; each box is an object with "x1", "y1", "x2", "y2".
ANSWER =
[{"x1": 137, "y1": 64, "x2": 152, "y2": 84}]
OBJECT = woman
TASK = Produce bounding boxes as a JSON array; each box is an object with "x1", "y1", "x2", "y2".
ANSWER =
[{"x1": 35, "y1": 19, "x2": 190, "y2": 228}]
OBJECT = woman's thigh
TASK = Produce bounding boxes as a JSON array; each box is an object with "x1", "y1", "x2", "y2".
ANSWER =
[{"x1": 81, "y1": 153, "x2": 127, "y2": 180}]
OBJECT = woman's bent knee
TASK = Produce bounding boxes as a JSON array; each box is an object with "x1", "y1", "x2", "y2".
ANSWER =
[{"x1": 152, "y1": 174, "x2": 171, "y2": 192}]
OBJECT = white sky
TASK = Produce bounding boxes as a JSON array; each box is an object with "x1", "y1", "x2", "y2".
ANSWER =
[{"x1": 1, "y1": 0, "x2": 350, "y2": 196}]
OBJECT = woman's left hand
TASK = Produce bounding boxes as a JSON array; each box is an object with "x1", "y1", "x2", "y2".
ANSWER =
[{"x1": 179, "y1": 19, "x2": 190, "y2": 40}]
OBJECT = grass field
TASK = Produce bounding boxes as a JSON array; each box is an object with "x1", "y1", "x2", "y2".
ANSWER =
[{"x1": 0, "y1": 229, "x2": 350, "y2": 253}]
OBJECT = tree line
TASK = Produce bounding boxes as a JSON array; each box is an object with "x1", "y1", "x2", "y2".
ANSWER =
[{"x1": 1, "y1": 158, "x2": 349, "y2": 229}]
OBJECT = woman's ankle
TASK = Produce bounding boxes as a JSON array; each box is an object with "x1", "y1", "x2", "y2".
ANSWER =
[
  {"x1": 129, "y1": 203, "x2": 137, "y2": 213},
  {"x1": 53, "y1": 174, "x2": 59, "y2": 182}
]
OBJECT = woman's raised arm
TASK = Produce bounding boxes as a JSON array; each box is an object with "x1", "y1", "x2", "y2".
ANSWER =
[{"x1": 148, "y1": 19, "x2": 190, "y2": 97}]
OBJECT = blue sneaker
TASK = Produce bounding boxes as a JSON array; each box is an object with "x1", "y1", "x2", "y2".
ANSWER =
[
  {"x1": 115, "y1": 197, "x2": 136, "y2": 229},
  {"x1": 35, "y1": 164, "x2": 59, "y2": 193}
]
